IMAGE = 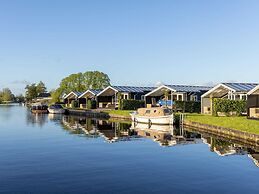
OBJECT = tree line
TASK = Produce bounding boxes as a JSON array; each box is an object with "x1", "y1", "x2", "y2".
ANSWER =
[
  {"x1": 51, "y1": 71, "x2": 111, "y2": 103},
  {"x1": 1, "y1": 71, "x2": 111, "y2": 104},
  {"x1": 0, "y1": 88, "x2": 24, "y2": 104}
]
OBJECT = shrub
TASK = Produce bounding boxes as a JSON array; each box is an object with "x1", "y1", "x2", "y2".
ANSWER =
[
  {"x1": 174, "y1": 101, "x2": 201, "y2": 113},
  {"x1": 119, "y1": 99, "x2": 145, "y2": 110},
  {"x1": 213, "y1": 98, "x2": 246, "y2": 116},
  {"x1": 87, "y1": 99, "x2": 97, "y2": 109},
  {"x1": 71, "y1": 100, "x2": 79, "y2": 108}
]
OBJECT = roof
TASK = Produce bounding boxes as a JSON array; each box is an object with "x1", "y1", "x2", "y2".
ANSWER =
[
  {"x1": 64, "y1": 91, "x2": 83, "y2": 99},
  {"x1": 222, "y1": 83, "x2": 258, "y2": 92},
  {"x1": 37, "y1": 93, "x2": 51, "y2": 98},
  {"x1": 78, "y1": 89, "x2": 103, "y2": 98},
  {"x1": 248, "y1": 85, "x2": 259, "y2": 95},
  {"x1": 202, "y1": 83, "x2": 259, "y2": 98},
  {"x1": 145, "y1": 84, "x2": 212, "y2": 97},
  {"x1": 165, "y1": 85, "x2": 212, "y2": 93},
  {"x1": 112, "y1": 86, "x2": 155, "y2": 93},
  {"x1": 97, "y1": 86, "x2": 155, "y2": 96}
]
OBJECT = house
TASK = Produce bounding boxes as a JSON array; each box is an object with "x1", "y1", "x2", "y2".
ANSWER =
[
  {"x1": 247, "y1": 85, "x2": 259, "y2": 119},
  {"x1": 63, "y1": 91, "x2": 83, "y2": 108},
  {"x1": 78, "y1": 89, "x2": 102, "y2": 109},
  {"x1": 201, "y1": 83, "x2": 258, "y2": 115},
  {"x1": 145, "y1": 85, "x2": 212, "y2": 108},
  {"x1": 34, "y1": 93, "x2": 52, "y2": 104},
  {"x1": 96, "y1": 86, "x2": 155, "y2": 109}
]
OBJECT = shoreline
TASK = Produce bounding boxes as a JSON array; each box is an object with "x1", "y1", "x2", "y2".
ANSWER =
[
  {"x1": 67, "y1": 108, "x2": 259, "y2": 144},
  {"x1": 184, "y1": 120, "x2": 259, "y2": 144}
]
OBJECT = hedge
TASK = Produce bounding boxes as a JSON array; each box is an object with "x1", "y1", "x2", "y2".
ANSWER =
[
  {"x1": 213, "y1": 98, "x2": 246, "y2": 116},
  {"x1": 173, "y1": 101, "x2": 201, "y2": 113},
  {"x1": 87, "y1": 99, "x2": 97, "y2": 109},
  {"x1": 119, "y1": 99, "x2": 145, "y2": 110}
]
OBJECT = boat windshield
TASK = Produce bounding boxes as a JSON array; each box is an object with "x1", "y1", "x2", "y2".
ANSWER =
[
  {"x1": 163, "y1": 109, "x2": 172, "y2": 115},
  {"x1": 50, "y1": 104, "x2": 63, "y2": 109}
]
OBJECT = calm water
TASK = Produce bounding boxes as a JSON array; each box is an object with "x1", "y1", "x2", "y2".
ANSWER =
[{"x1": 0, "y1": 105, "x2": 259, "y2": 194}]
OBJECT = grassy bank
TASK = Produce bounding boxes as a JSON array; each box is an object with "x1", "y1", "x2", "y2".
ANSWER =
[
  {"x1": 102, "y1": 110, "x2": 133, "y2": 117},
  {"x1": 185, "y1": 114, "x2": 259, "y2": 134}
]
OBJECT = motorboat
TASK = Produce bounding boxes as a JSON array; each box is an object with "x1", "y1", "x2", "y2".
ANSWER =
[
  {"x1": 130, "y1": 107, "x2": 174, "y2": 125},
  {"x1": 48, "y1": 104, "x2": 66, "y2": 114},
  {"x1": 31, "y1": 103, "x2": 48, "y2": 114}
]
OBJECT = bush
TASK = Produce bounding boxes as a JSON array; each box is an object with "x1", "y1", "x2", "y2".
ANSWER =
[
  {"x1": 71, "y1": 100, "x2": 79, "y2": 108},
  {"x1": 213, "y1": 99, "x2": 246, "y2": 116},
  {"x1": 87, "y1": 99, "x2": 97, "y2": 109},
  {"x1": 119, "y1": 99, "x2": 145, "y2": 110},
  {"x1": 174, "y1": 101, "x2": 201, "y2": 113}
]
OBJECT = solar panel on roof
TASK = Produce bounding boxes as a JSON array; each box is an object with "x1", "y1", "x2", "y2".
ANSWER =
[
  {"x1": 222, "y1": 83, "x2": 258, "y2": 92},
  {"x1": 165, "y1": 85, "x2": 212, "y2": 93},
  {"x1": 112, "y1": 86, "x2": 155, "y2": 93}
]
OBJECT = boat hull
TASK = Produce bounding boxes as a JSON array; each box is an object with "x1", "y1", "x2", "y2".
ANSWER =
[
  {"x1": 31, "y1": 109, "x2": 48, "y2": 114},
  {"x1": 48, "y1": 108, "x2": 66, "y2": 114},
  {"x1": 131, "y1": 114, "x2": 174, "y2": 125}
]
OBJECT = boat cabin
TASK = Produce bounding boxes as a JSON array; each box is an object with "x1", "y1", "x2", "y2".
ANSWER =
[{"x1": 137, "y1": 107, "x2": 173, "y2": 117}]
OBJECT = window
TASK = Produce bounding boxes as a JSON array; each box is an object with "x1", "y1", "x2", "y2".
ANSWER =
[
  {"x1": 145, "y1": 110, "x2": 151, "y2": 114},
  {"x1": 124, "y1": 94, "x2": 128, "y2": 100},
  {"x1": 178, "y1": 95, "x2": 183, "y2": 101}
]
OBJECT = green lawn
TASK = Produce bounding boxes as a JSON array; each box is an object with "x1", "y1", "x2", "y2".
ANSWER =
[
  {"x1": 102, "y1": 110, "x2": 133, "y2": 117},
  {"x1": 185, "y1": 114, "x2": 259, "y2": 134}
]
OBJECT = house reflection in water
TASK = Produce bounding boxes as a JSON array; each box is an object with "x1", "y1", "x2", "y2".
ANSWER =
[
  {"x1": 201, "y1": 135, "x2": 259, "y2": 167},
  {"x1": 59, "y1": 115, "x2": 259, "y2": 168}
]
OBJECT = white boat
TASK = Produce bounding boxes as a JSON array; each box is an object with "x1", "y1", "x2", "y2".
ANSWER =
[
  {"x1": 48, "y1": 104, "x2": 66, "y2": 114},
  {"x1": 130, "y1": 107, "x2": 174, "y2": 125}
]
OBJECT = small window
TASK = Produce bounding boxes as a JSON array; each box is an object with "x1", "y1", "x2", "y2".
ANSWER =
[
  {"x1": 145, "y1": 110, "x2": 151, "y2": 114},
  {"x1": 154, "y1": 110, "x2": 157, "y2": 113}
]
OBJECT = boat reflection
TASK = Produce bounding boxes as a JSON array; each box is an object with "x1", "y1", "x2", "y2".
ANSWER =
[{"x1": 26, "y1": 112, "x2": 259, "y2": 168}]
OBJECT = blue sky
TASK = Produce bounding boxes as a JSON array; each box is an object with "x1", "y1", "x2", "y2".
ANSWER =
[{"x1": 1, "y1": 0, "x2": 259, "y2": 94}]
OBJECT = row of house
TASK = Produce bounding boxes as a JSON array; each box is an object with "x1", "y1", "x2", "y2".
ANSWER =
[
  {"x1": 62, "y1": 82, "x2": 259, "y2": 119},
  {"x1": 63, "y1": 84, "x2": 212, "y2": 109}
]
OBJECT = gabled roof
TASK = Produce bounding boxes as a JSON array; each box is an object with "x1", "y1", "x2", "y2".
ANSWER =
[
  {"x1": 145, "y1": 84, "x2": 212, "y2": 97},
  {"x1": 64, "y1": 91, "x2": 83, "y2": 99},
  {"x1": 222, "y1": 83, "x2": 258, "y2": 92},
  {"x1": 202, "y1": 83, "x2": 259, "y2": 98},
  {"x1": 78, "y1": 89, "x2": 103, "y2": 98},
  {"x1": 164, "y1": 85, "x2": 212, "y2": 93},
  {"x1": 247, "y1": 85, "x2": 259, "y2": 95},
  {"x1": 97, "y1": 86, "x2": 155, "y2": 96}
]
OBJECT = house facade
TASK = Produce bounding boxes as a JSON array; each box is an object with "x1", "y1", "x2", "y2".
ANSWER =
[
  {"x1": 247, "y1": 85, "x2": 259, "y2": 119},
  {"x1": 78, "y1": 89, "x2": 102, "y2": 109},
  {"x1": 97, "y1": 86, "x2": 155, "y2": 109},
  {"x1": 145, "y1": 85, "x2": 212, "y2": 108},
  {"x1": 201, "y1": 83, "x2": 258, "y2": 115}
]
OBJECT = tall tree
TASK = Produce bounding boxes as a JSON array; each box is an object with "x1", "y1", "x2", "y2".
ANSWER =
[
  {"x1": 36, "y1": 81, "x2": 47, "y2": 94},
  {"x1": 52, "y1": 71, "x2": 111, "y2": 103},
  {"x1": 25, "y1": 84, "x2": 38, "y2": 101}
]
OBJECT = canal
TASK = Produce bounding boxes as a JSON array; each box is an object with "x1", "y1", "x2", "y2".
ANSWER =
[{"x1": 0, "y1": 105, "x2": 259, "y2": 194}]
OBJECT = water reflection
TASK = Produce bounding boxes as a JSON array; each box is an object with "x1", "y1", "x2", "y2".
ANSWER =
[{"x1": 26, "y1": 113, "x2": 259, "y2": 168}]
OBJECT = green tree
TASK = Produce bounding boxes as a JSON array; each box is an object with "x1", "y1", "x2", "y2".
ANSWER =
[
  {"x1": 25, "y1": 84, "x2": 38, "y2": 101},
  {"x1": 15, "y1": 94, "x2": 25, "y2": 103},
  {"x1": 0, "y1": 88, "x2": 14, "y2": 102},
  {"x1": 51, "y1": 71, "x2": 111, "y2": 103},
  {"x1": 36, "y1": 81, "x2": 47, "y2": 94}
]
